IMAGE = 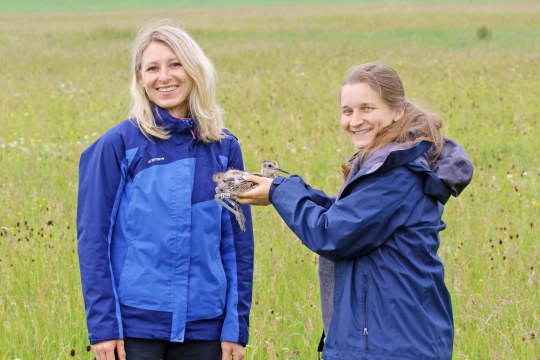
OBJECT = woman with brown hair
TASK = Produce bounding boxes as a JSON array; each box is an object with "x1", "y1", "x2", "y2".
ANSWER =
[{"x1": 239, "y1": 63, "x2": 473, "y2": 359}]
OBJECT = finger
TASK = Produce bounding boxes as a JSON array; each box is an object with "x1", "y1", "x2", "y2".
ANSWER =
[
  {"x1": 242, "y1": 174, "x2": 262, "y2": 183},
  {"x1": 94, "y1": 348, "x2": 103, "y2": 360},
  {"x1": 221, "y1": 344, "x2": 231, "y2": 360},
  {"x1": 236, "y1": 188, "x2": 258, "y2": 199},
  {"x1": 236, "y1": 197, "x2": 248, "y2": 205},
  {"x1": 221, "y1": 350, "x2": 230, "y2": 360},
  {"x1": 106, "y1": 348, "x2": 117, "y2": 360},
  {"x1": 105, "y1": 349, "x2": 116, "y2": 360},
  {"x1": 234, "y1": 348, "x2": 245, "y2": 360},
  {"x1": 116, "y1": 340, "x2": 126, "y2": 360}
]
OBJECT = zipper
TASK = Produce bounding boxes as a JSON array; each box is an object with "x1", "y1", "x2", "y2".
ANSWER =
[{"x1": 363, "y1": 274, "x2": 369, "y2": 350}]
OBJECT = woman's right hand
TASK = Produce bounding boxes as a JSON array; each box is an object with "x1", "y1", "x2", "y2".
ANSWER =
[
  {"x1": 93, "y1": 339, "x2": 126, "y2": 360},
  {"x1": 237, "y1": 175, "x2": 273, "y2": 206}
]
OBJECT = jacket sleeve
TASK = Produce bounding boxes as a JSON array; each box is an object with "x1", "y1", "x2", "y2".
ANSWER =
[
  {"x1": 270, "y1": 177, "x2": 336, "y2": 209},
  {"x1": 219, "y1": 137, "x2": 254, "y2": 346},
  {"x1": 269, "y1": 169, "x2": 422, "y2": 261},
  {"x1": 76, "y1": 129, "x2": 126, "y2": 344}
]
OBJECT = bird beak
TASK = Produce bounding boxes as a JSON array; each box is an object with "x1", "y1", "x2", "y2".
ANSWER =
[{"x1": 276, "y1": 167, "x2": 290, "y2": 175}]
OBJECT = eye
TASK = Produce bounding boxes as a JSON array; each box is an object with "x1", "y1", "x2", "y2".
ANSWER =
[
  {"x1": 170, "y1": 62, "x2": 182, "y2": 68},
  {"x1": 341, "y1": 108, "x2": 353, "y2": 115},
  {"x1": 146, "y1": 66, "x2": 158, "y2": 72}
]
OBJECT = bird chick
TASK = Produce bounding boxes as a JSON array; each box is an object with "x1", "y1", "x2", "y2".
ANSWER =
[{"x1": 213, "y1": 160, "x2": 289, "y2": 231}]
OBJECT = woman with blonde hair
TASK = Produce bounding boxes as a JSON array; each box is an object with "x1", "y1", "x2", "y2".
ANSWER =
[
  {"x1": 239, "y1": 63, "x2": 473, "y2": 359},
  {"x1": 77, "y1": 21, "x2": 253, "y2": 360}
]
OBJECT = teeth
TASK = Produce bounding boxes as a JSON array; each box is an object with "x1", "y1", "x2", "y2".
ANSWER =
[
  {"x1": 354, "y1": 128, "x2": 372, "y2": 134},
  {"x1": 158, "y1": 86, "x2": 177, "y2": 92}
]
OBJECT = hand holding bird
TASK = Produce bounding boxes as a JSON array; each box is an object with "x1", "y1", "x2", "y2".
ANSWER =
[{"x1": 213, "y1": 160, "x2": 289, "y2": 231}]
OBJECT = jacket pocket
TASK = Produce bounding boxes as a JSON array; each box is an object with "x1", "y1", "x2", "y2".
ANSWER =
[{"x1": 117, "y1": 245, "x2": 174, "y2": 311}]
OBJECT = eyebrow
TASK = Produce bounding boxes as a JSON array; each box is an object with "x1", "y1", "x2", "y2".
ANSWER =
[
  {"x1": 341, "y1": 102, "x2": 376, "y2": 108},
  {"x1": 142, "y1": 57, "x2": 180, "y2": 65}
]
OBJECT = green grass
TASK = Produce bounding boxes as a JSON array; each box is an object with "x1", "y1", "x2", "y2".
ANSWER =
[
  {"x1": 0, "y1": 0, "x2": 534, "y2": 13},
  {"x1": 1, "y1": 2, "x2": 539, "y2": 359}
]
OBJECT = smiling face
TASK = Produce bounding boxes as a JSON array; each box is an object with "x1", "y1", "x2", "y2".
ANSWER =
[
  {"x1": 139, "y1": 41, "x2": 194, "y2": 118},
  {"x1": 340, "y1": 82, "x2": 403, "y2": 149}
]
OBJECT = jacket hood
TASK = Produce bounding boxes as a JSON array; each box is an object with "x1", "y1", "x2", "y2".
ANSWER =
[
  {"x1": 429, "y1": 137, "x2": 474, "y2": 197},
  {"x1": 344, "y1": 138, "x2": 474, "y2": 204}
]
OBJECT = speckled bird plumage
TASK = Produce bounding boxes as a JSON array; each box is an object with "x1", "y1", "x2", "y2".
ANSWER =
[{"x1": 213, "y1": 160, "x2": 289, "y2": 231}]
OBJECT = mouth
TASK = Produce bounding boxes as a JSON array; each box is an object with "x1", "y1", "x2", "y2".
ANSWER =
[
  {"x1": 158, "y1": 86, "x2": 179, "y2": 93},
  {"x1": 352, "y1": 128, "x2": 373, "y2": 135}
]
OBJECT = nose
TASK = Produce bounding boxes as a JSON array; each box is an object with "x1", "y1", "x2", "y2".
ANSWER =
[
  {"x1": 350, "y1": 110, "x2": 364, "y2": 127},
  {"x1": 158, "y1": 67, "x2": 172, "y2": 82}
]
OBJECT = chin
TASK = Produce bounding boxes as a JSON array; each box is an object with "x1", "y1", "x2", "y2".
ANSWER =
[{"x1": 353, "y1": 141, "x2": 368, "y2": 149}]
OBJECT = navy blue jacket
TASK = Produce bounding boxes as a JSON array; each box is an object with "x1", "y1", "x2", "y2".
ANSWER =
[
  {"x1": 77, "y1": 107, "x2": 254, "y2": 345},
  {"x1": 269, "y1": 140, "x2": 473, "y2": 359}
]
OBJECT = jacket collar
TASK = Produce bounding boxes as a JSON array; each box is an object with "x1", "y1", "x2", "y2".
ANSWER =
[
  {"x1": 340, "y1": 139, "x2": 473, "y2": 204},
  {"x1": 152, "y1": 104, "x2": 197, "y2": 136},
  {"x1": 346, "y1": 141, "x2": 431, "y2": 182}
]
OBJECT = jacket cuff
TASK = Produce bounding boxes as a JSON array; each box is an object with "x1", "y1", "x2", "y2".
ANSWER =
[{"x1": 269, "y1": 176, "x2": 288, "y2": 204}]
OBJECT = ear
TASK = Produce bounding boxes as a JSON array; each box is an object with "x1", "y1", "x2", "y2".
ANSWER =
[{"x1": 393, "y1": 106, "x2": 405, "y2": 122}]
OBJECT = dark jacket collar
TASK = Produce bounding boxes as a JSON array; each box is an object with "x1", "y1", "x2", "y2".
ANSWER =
[{"x1": 152, "y1": 104, "x2": 196, "y2": 135}]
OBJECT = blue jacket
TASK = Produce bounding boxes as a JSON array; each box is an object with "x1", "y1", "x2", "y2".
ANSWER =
[
  {"x1": 269, "y1": 140, "x2": 473, "y2": 359},
  {"x1": 77, "y1": 107, "x2": 254, "y2": 346}
]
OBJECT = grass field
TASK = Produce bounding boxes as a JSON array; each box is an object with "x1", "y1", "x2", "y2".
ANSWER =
[
  {"x1": 1, "y1": 0, "x2": 534, "y2": 13},
  {"x1": 0, "y1": 1, "x2": 539, "y2": 359}
]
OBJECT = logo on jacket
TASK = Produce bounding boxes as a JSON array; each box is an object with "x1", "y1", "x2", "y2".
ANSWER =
[{"x1": 148, "y1": 157, "x2": 165, "y2": 164}]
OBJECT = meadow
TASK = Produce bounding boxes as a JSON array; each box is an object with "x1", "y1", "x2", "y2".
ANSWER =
[{"x1": 0, "y1": 1, "x2": 539, "y2": 359}]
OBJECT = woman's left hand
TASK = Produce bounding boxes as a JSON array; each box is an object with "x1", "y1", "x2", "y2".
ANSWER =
[
  {"x1": 221, "y1": 341, "x2": 245, "y2": 360},
  {"x1": 236, "y1": 175, "x2": 273, "y2": 206}
]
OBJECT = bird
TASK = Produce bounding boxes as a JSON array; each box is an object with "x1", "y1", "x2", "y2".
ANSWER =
[{"x1": 213, "y1": 160, "x2": 289, "y2": 231}]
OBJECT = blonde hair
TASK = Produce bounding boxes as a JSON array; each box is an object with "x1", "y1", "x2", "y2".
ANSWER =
[
  {"x1": 130, "y1": 20, "x2": 225, "y2": 143},
  {"x1": 341, "y1": 63, "x2": 444, "y2": 178}
]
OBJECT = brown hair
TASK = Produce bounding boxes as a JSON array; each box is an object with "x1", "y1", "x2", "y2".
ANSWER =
[{"x1": 341, "y1": 63, "x2": 443, "y2": 179}]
